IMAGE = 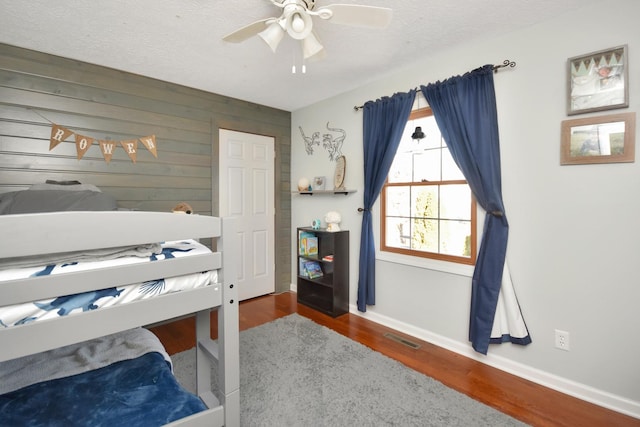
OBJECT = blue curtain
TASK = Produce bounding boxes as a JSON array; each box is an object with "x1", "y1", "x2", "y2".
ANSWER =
[
  {"x1": 421, "y1": 65, "x2": 530, "y2": 354},
  {"x1": 358, "y1": 90, "x2": 416, "y2": 312}
]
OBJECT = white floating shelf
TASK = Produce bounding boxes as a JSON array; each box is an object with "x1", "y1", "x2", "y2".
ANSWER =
[{"x1": 293, "y1": 189, "x2": 357, "y2": 196}]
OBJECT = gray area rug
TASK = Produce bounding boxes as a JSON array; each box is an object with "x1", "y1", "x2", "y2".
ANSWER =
[{"x1": 171, "y1": 313, "x2": 528, "y2": 427}]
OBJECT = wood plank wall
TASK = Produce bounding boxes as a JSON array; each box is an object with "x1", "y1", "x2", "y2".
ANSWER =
[{"x1": 0, "y1": 43, "x2": 292, "y2": 292}]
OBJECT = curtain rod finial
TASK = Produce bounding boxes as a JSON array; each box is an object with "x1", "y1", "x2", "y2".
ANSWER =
[{"x1": 493, "y1": 59, "x2": 516, "y2": 73}]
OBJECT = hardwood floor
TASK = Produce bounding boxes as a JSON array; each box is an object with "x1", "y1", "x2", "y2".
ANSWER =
[{"x1": 149, "y1": 292, "x2": 639, "y2": 427}]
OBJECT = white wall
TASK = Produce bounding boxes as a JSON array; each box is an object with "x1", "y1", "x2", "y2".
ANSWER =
[{"x1": 291, "y1": 0, "x2": 640, "y2": 418}]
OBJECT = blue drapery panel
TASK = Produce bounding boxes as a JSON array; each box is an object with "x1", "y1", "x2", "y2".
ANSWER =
[
  {"x1": 358, "y1": 90, "x2": 416, "y2": 312},
  {"x1": 421, "y1": 65, "x2": 530, "y2": 354}
]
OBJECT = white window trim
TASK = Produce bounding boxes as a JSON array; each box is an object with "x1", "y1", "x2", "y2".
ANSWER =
[{"x1": 373, "y1": 198, "x2": 484, "y2": 278}]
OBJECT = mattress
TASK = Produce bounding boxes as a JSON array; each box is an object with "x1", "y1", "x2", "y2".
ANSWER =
[{"x1": 0, "y1": 239, "x2": 217, "y2": 329}]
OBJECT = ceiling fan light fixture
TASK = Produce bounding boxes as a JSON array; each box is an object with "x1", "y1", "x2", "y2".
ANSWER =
[
  {"x1": 291, "y1": 13, "x2": 305, "y2": 32},
  {"x1": 223, "y1": 1, "x2": 393, "y2": 61},
  {"x1": 302, "y1": 32, "x2": 324, "y2": 60},
  {"x1": 285, "y1": 9, "x2": 312, "y2": 39},
  {"x1": 258, "y1": 21, "x2": 286, "y2": 52}
]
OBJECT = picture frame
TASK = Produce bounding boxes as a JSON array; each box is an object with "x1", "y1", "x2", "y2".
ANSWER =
[
  {"x1": 560, "y1": 112, "x2": 635, "y2": 165},
  {"x1": 312, "y1": 176, "x2": 326, "y2": 191},
  {"x1": 567, "y1": 45, "x2": 628, "y2": 115}
]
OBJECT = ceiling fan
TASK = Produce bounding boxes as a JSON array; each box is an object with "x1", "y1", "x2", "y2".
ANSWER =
[{"x1": 222, "y1": 0, "x2": 392, "y2": 61}]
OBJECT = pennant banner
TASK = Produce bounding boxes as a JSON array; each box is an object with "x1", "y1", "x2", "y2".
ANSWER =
[
  {"x1": 99, "y1": 140, "x2": 117, "y2": 163},
  {"x1": 75, "y1": 134, "x2": 94, "y2": 160},
  {"x1": 140, "y1": 135, "x2": 158, "y2": 158},
  {"x1": 47, "y1": 124, "x2": 158, "y2": 163},
  {"x1": 120, "y1": 139, "x2": 138, "y2": 163},
  {"x1": 49, "y1": 124, "x2": 74, "y2": 150}
]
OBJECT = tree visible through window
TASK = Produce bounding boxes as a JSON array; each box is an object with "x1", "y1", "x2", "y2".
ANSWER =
[{"x1": 380, "y1": 107, "x2": 477, "y2": 265}]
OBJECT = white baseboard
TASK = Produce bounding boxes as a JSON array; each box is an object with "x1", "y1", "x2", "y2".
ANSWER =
[{"x1": 347, "y1": 304, "x2": 640, "y2": 420}]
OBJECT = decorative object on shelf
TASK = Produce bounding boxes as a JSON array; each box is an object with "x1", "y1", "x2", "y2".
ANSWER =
[
  {"x1": 311, "y1": 219, "x2": 321, "y2": 230},
  {"x1": 567, "y1": 45, "x2": 628, "y2": 116},
  {"x1": 303, "y1": 260, "x2": 323, "y2": 279},
  {"x1": 299, "y1": 122, "x2": 346, "y2": 160},
  {"x1": 299, "y1": 231, "x2": 318, "y2": 256},
  {"x1": 560, "y1": 112, "x2": 635, "y2": 165},
  {"x1": 297, "y1": 177, "x2": 311, "y2": 191},
  {"x1": 334, "y1": 155, "x2": 346, "y2": 190},
  {"x1": 411, "y1": 126, "x2": 425, "y2": 141},
  {"x1": 313, "y1": 176, "x2": 326, "y2": 190},
  {"x1": 325, "y1": 211, "x2": 341, "y2": 231}
]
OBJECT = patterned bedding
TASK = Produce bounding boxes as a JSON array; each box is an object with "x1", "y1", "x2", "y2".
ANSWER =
[
  {"x1": 0, "y1": 185, "x2": 236, "y2": 425},
  {"x1": 0, "y1": 239, "x2": 217, "y2": 329}
]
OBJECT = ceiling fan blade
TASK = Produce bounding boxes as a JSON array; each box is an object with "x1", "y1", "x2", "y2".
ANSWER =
[
  {"x1": 222, "y1": 18, "x2": 272, "y2": 43},
  {"x1": 319, "y1": 4, "x2": 392, "y2": 28}
]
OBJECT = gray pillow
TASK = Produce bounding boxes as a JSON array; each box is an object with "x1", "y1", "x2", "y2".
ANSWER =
[
  {"x1": 0, "y1": 190, "x2": 117, "y2": 214},
  {"x1": 28, "y1": 180, "x2": 102, "y2": 192}
]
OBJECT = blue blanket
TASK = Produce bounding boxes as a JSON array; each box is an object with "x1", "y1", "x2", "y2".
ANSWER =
[{"x1": 0, "y1": 352, "x2": 206, "y2": 426}]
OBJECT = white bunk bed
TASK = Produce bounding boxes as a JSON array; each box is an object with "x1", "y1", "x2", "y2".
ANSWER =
[{"x1": 0, "y1": 211, "x2": 239, "y2": 426}]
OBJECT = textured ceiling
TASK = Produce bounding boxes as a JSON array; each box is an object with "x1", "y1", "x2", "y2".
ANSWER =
[{"x1": 1, "y1": 0, "x2": 596, "y2": 112}]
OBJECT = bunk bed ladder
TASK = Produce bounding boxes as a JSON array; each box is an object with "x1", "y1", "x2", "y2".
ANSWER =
[{"x1": 195, "y1": 217, "x2": 240, "y2": 426}]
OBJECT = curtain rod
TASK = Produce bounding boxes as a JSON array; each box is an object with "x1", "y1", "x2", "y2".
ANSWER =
[{"x1": 353, "y1": 59, "x2": 516, "y2": 111}]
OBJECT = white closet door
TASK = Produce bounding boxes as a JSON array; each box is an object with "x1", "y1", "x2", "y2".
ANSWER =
[{"x1": 219, "y1": 129, "x2": 275, "y2": 301}]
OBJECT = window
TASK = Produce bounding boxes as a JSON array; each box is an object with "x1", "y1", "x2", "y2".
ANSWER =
[{"x1": 380, "y1": 107, "x2": 477, "y2": 265}]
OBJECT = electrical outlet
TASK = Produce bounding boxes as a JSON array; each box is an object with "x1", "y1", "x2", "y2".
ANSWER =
[{"x1": 555, "y1": 329, "x2": 570, "y2": 351}]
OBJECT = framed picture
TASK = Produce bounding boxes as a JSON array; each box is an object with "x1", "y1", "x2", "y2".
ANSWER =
[
  {"x1": 312, "y1": 176, "x2": 326, "y2": 191},
  {"x1": 567, "y1": 45, "x2": 628, "y2": 115},
  {"x1": 560, "y1": 112, "x2": 635, "y2": 165}
]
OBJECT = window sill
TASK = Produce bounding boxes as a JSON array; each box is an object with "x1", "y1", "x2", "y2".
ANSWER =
[{"x1": 376, "y1": 250, "x2": 474, "y2": 277}]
